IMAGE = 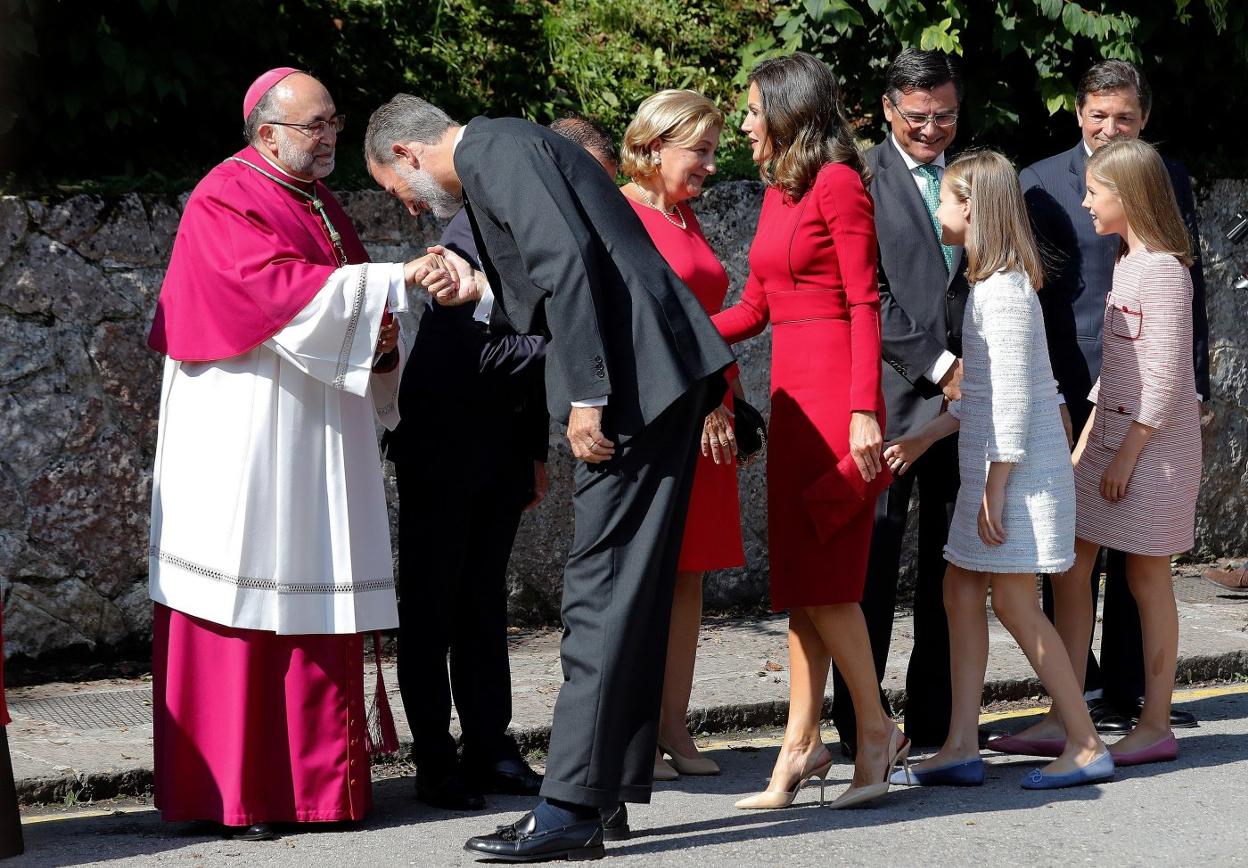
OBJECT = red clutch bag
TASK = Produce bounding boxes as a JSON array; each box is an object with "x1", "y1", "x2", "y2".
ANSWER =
[{"x1": 802, "y1": 452, "x2": 894, "y2": 544}]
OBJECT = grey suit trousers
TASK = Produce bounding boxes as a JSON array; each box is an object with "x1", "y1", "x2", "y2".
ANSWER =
[{"x1": 539, "y1": 378, "x2": 712, "y2": 808}]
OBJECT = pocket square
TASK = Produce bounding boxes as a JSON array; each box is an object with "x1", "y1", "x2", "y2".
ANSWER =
[{"x1": 802, "y1": 452, "x2": 893, "y2": 544}]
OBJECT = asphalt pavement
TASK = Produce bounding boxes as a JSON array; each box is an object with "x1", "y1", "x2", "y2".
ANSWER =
[{"x1": 12, "y1": 683, "x2": 1248, "y2": 867}]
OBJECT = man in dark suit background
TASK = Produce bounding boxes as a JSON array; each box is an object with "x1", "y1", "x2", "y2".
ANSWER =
[
  {"x1": 386, "y1": 117, "x2": 620, "y2": 813},
  {"x1": 1020, "y1": 59, "x2": 1209, "y2": 734},
  {"x1": 831, "y1": 48, "x2": 969, "y2": 754},
  {"x1": 365, "y1": 98, "x2": 735, "y2": 861}
]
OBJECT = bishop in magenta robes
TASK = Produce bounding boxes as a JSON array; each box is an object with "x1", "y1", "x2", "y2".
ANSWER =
[{"x1": 147, "y1": 68, "x2": 431, "y2": 840}]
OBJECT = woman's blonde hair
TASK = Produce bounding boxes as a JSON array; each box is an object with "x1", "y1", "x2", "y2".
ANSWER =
[
  {"x1": 620, "y1": 89, "x2": 724, "y2": 181},
  {"x1": 943, "y1": 150, "x2": 1045, "y2": 289},
  {"x1": 1085, "y1": 137, "x2": 1193, "y2": 266}
]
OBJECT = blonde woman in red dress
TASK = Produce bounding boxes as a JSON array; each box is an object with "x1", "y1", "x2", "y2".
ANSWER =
[
  {"x1": 714, "y1": 53, "x2": 906, "y2": 809},
  {"x1": 619, "y1": 89, "x2": 746, "y2": 781}
]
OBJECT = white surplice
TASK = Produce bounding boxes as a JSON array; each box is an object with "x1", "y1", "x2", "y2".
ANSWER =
[{"x1": 149, "y1": 262, "x2": 410, "y2": 635}]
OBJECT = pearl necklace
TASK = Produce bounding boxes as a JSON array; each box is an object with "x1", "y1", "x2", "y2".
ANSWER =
[{"x1": 632, "y1": 183, "x2": 687, "y2": 230}]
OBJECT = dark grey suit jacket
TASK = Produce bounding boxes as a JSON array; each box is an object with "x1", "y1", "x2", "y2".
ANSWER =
[
  {"x1": 453, "y1": 116, "x2": 735, "y2": 432},
  {"x1": 1021, "y1": 141, "x2": 1210, "y2": 408},
  {"x1": 865, "y1": 138, "x2": 971, "y2": 439}
]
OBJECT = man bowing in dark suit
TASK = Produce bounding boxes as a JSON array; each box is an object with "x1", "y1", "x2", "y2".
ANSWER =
[
  {"x1": 386, "y1": 117, "x2": 620, "y2": 812},
  {"x1": 831, "y1": 48, "x2": 970, "y2": 754},
  {"x1": 1015, "y1": 60, "x2": 1209, "y2": 739},
  {"x1": 365, "y1": 97, "x2": 735, "y2": 861}
]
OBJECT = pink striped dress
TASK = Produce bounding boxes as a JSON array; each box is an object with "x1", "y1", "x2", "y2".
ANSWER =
[{"x1": 1074, "y1": 248, "x2": 1202, "y2": 555}]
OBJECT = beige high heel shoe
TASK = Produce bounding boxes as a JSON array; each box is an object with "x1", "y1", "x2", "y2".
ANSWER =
[
  {"x1": 735, "y1": 748, "x2": 835, "y2": 809},
  {"x1": 653, "y1": 755, "x2": 679, "y2": 782},
  {"x1": 827, "y1": 726, "x2": 909, "y2": 810},
  {"x1": 658, "y1": 737, "x2": 720, "y2": 776}
]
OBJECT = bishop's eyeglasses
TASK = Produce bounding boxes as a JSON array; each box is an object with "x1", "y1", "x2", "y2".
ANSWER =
[{"x1": 267, "y1": 115, "x2": 347, "y2": 140}]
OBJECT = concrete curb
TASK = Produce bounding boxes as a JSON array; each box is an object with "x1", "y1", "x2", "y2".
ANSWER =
[{"x1": 18, "y1": 648, "x2": 1246, "y2": 807}]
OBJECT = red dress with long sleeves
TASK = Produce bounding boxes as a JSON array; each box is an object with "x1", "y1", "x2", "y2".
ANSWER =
[
  {"x1": 629, "y1": 199, "x2": 745, "y2": 572},
  {"x1": 713, "y1": 163, "x2": 884, "y2": 609}
]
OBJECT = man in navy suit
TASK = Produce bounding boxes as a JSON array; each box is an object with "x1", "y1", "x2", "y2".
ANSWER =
[
  {"x1": 1020, "y1": 60, "x2": 1209, "y2": 734},
  {"x1": 386, "y1": 118, "x2": 619, "y2": 811}
]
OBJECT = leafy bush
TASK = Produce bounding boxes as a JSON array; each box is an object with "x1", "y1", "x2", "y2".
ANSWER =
[{"x1": 1, "y1": 0, "x2": 1244, "y2": 193}]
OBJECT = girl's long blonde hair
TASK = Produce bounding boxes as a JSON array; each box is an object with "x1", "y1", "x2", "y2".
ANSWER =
[
  {"x1": 1085, "y1": 137, "x2": 1194, "y2": 266},
  {"x1": 943, "y1": 150, "x2": 1044, "y2": 289}
]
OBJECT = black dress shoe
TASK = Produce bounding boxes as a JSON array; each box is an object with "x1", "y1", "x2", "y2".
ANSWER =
[
  {"x1": 1130, "y1": 702, "x2": 1198, "y2": 729},
  {"x1": 225, "y1": 823, "x2": 275, "y2": 841},
  {"x1": 416, "y1": 770, "x2": 486, "y2": 811},
  {"x1": 465, "y1": 757, "x2": 544, "y2": 796},
  {"x1": 464, "y1": 810, "x2": 604, "y2": 862},
  {"x1": 600, "y1": 803, "x2": 630, "y2": 842},
  {"x1": 1088, "y1": 698, "x2": 1132, "y2": 734}
]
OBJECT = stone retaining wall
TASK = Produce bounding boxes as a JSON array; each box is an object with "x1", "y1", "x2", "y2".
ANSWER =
[{"x1": 2, "y1": 178, "x2": 1246, "y2": 661}]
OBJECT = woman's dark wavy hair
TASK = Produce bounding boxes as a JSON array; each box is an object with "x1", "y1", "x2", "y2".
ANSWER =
[{"x1": 748, "y1": 52, "x2": 867, "y2": 200}]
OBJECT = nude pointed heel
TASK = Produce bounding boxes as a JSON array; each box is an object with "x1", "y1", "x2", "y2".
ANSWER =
[
  {"x1": 735, "y1": 752, "x2": 834, "y2": 810},
  {"x1": 658, "y1": 737, "x2": 720, "y2": 776},
  {"x1": 828, "y1": 727, "x2": 909, "y2": 810}
]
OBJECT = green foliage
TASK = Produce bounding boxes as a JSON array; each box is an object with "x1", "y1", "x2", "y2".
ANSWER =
[
  {"x1": 1, "y1": 0, "x2": 1245, "y2": 191},
  {"x1": 744, "y1": 0, "x2": 1248, "y2": 175}
]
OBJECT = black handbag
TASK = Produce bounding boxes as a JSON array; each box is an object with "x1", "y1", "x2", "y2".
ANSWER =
[{"x1": 733, "y1": 397, "x2": 768, "y2": 467}]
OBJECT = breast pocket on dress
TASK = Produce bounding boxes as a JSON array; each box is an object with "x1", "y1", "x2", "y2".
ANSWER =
[
  {"x1": 1098, "y1": 403, "x2": 1134, "y2": 450},
  {"x1": 1107, "y1": 303, "x2": 1142, "y2": 339}
]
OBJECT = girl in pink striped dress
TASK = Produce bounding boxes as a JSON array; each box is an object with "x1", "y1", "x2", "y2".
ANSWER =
[{"x1": 1062, "y1": 138, "x2": 1202, "y2": 767}]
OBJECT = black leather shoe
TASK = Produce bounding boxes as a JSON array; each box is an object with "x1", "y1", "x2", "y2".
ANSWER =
[
  {"x1": 1088, "y1": 698, "x2": 1132, "y2": 734},
  {"x1": 600, "y1": 803, "x2": 630, "y2": 842},
  {"x1": 464, "y1": 810, "x2": 604, "y2": 862},
  {"x1": 416, "y1": 770, "x2": 486, "y2": 811},
  {"x1": 225, "y1": 823, "x2": 275, "y2": 841},
  {"x1": 465, "y1": 757, "x2": 544, "y2": 796},
  {"x1": 1130, "y1": 702, "x2": 1198, "y2": 729}
]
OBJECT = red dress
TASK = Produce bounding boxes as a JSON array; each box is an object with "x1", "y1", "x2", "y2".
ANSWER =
[
  {"x1": 713, "y1": 163, "x2": 883, "y2": 609},
  {"x1": 629, "y1": 198, "x2": 745, "y2": 572}
]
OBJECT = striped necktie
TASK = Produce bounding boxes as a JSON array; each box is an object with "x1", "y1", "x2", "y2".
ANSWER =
[{"x1": 915, "y1": 162, "x2": 955, "y2": 274}]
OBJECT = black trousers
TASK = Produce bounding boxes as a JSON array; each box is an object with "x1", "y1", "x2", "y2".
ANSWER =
[
  {"x1": 395, "y1": 463, "x2": 527, "y2": 774},
  {"x1": 1041, "y1": 397, "x2": 1145, "y2": 712},
  {"x1": 832, "y1": 434, "x2": 958, "y2": 750},
  {"x1": 0, "y1": 728, "x2": 22, "y2": 858},
  {"x1": 539, "y1": 380, "x2": 710, "y2": 809}
]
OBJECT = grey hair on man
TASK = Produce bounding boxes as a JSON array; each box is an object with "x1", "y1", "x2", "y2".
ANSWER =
[{"x1": 364, "y1": 94, "x2": 456, "y2": 166}]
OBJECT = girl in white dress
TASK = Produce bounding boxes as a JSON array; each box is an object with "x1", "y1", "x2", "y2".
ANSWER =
[{"x1": 883, "y1": 151, "x2": 1111, "y2": 789}]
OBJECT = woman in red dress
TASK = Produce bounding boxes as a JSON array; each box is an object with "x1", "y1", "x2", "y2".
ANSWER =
[
  {"x1": 619, "y1": 89, "x2": 746, "y2": 781},
  {"x1": 715, "y1": 53, "x2": 906, "y2": 809}
]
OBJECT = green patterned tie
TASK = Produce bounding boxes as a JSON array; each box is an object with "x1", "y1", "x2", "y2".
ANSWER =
[{"x1": 916, "y1": 163, "x2": 955, "y2": 274}]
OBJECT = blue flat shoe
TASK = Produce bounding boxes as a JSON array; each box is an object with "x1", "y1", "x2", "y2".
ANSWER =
[
  {"x1": 1020, "y1": 751, "x2": 1114, "y2": 790},
  {"x1": 890, "y1": 757, "x2": 985, "y2": 787}
]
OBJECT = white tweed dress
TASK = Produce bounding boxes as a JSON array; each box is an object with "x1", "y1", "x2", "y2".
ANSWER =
[{"x1": 943, "y1": 269, "x2": 1076, "y2": 574}]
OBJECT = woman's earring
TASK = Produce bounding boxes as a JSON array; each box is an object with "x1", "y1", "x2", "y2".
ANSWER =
[{"x1": 653, "y1": 153, "x2": 662, "y2": 165}]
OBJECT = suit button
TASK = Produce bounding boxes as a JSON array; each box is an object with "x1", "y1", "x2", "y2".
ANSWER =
[
  {"x1": 947, "y1": 290, "x2": 957, "y2": 299},
  {"x1": 1117, "y1": 406, "x2": 1125, "y2": 413}
]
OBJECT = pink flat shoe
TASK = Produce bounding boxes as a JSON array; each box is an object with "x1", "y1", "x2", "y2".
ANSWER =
[
  {"x1": 985, "y1": 735, "x2": 1066, "y2": 757},
  {"x1": 1111, "y1": 732, "x2": 1178, "y2": 767}
]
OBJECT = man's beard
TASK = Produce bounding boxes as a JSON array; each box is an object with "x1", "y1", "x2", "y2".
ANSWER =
[
  {"x1": 394, "y1": 162, "x2": 462, "y2": 219},
  {"x1": 277, "y1": 131, "x2": 335, "y2": 180}
]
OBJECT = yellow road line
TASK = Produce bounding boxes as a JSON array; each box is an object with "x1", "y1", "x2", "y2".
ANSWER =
[
  {"x1": 23, "y1": 683, "x2": 1248, "y2": 825},
  {"x1": 23, "y1": 804, "x2": 156, "y2": 825},
  {"x1": 700, "y1": 682, "x2": 1248, "y2": 751}
]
